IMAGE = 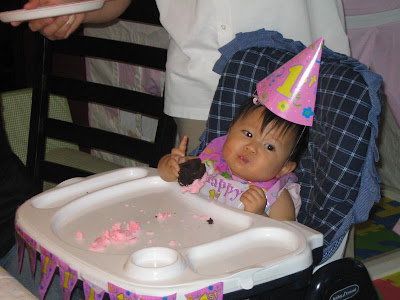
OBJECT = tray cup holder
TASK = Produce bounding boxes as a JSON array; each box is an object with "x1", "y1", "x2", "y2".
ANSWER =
[{"x1": 125, "y1": 247, "x2": 186, "y2": 281}]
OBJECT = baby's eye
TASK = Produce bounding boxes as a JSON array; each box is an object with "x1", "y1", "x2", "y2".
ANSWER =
[
  {"x1": 242, "y1": 130, "x2": 253, "y2": 138},
  {"x1": 264, "y1": 144, "x2": 275, "y2": 151}
]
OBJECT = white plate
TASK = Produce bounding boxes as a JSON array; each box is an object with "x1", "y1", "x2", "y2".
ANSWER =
[{"x1": 0, "y1": 0, "x2": 105, "y2": 23}]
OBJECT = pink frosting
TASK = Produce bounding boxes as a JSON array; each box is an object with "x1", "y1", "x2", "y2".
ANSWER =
[
  {"x1": 89, "y1": 220, "x2": 141, "y2": 251},
  {"x1": 75, "y1": 231, "x2": 84, "y2": 240},
  {"x1": 156, "y1": 212, "x2": 171, "y2": 221},
  {"x1": 127, "y1": 221, "x2": 140, "y2": 232},
  {"x1": 181, "y1": 172, "x2": 208, "y2": 194}
]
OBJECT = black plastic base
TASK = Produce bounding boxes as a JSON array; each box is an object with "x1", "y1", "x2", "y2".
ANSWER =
[
  {"x1": 225, "y1": 257, "x2": 378, "y2": 300},
  {"x1": 306, "y1": 257, "x2": 378, "y2": 300}
]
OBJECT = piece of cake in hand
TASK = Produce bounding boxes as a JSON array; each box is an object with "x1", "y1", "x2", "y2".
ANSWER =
[
  {"x1": 178, "y1": 158, "x2": 207, "y2": 194},
  {"x1": 178, "y1": 158, "x2": 206, "y2": 186}
]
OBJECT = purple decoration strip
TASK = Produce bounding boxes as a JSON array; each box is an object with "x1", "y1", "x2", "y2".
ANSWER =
[
  {"x1": 108, "y1": 282, "x2": 177, "y2": 300},
  {"x1": 39, "y1": 246, "x2": 59, "y2": 300},
  {"x1": 83, "y1": 280, "x2": 106, "y2": 300},
  {"x1": 15, "y1": 226, "x2": 25, "y2": 273},
  {"x1": 22, "y1": 231, "x2": 37, "y2": 278},
  {"x1": 59, "y1": 260, "x2": 79, "y2": 300},
  {"x1": 184, "y1": 282, "x2": 224, "y2": 300}
]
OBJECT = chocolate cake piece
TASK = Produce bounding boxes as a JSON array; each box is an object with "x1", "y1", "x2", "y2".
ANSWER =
[{"x1": 178, "y1": 158, "x2": 206, "y2": 186}]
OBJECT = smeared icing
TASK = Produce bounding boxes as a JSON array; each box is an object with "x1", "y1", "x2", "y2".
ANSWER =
[
  {"x1": 89, "y1": 221, "x2": 141, "y2": 251},
  {"x1": 181, "y1": 172, "x2": 208, "y2": 194}
]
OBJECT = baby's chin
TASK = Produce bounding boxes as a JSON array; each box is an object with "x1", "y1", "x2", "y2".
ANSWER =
[
  {"x1": 232, "y1": 171, "x2": 270, "y2": 183},
  {"x1": 248, "y1": 176, "x2": 273, "y2": 183}
]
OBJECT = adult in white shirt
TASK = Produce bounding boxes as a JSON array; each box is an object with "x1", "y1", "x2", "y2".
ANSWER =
[{"x1": 13, "y1": 0, "x2": 350, "y2": 153}]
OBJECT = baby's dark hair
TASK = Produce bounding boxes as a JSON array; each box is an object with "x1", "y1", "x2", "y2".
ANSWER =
[{"x1": 230, "y1": 98, "x2": 309, "y2": 163}]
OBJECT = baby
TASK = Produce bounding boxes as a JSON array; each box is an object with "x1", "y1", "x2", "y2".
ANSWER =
[
  {"x1": 159, "y1": 37, "x2": 323, "y2": 221},
  {"x1": 158, "y1": 98, "x2": 308, "y2": 221}
]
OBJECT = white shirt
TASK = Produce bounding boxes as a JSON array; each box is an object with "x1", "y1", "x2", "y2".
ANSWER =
[{"x1": 156, "y1": 0, "x2": 350, "y2": 120}]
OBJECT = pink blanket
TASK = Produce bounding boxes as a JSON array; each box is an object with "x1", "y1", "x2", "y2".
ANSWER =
[{"x1": 343, "y1": 0, "x2": 400, "y2": 128}]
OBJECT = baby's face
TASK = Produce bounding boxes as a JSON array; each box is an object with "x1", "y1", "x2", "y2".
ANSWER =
[{"x1": 222, "y1": 107, "x2": 296, "y2": 182}]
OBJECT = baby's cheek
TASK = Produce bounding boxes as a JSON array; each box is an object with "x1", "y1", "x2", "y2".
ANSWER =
[
  {"x1": 223, "y1": 145, "x2": 229, "y2": 153},
  {"x1": 223, "y1": 144, "x2": 233, "y2": 156}
]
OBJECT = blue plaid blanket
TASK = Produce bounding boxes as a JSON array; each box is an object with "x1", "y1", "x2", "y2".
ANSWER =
[{"x1": 192, "y1": 30, "x2": 382, "y2": 263}]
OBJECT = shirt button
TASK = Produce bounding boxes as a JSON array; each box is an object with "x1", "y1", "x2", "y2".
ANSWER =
[{"x1": 220, "y1": 24, "x2": 226, "y2": 30}]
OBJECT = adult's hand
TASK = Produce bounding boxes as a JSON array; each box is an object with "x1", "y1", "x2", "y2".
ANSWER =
[
  {"x1": 11, "y1": 0, "x2": 85, "y2": 41},
  {"x1": 10, "y1": 0, "x2": 131, "y2": 40}
]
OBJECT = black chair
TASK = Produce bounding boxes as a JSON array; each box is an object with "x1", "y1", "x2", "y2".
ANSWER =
[{"x1": 26, "y1": 0, "x2": 176, "y2": 191}]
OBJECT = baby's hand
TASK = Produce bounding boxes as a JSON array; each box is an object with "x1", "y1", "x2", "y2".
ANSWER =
[
  {"x1": 172, "y1": 135, "x2": 188, "y2": 158},
  {"x1": 158, "y1": 136, "x2": 189, "y2": 181},
  {"x1": 240, "y1": 185, "x2": 266, "y2": 215}
]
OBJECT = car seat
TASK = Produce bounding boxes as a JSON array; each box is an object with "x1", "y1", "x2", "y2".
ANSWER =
[{"x1": 192, "y1": 29, "x2": 383, "y2": 299}]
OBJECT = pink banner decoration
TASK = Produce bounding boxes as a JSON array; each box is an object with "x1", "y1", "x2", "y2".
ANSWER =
[
  {"x1": 83, "y1": 280, "x2": 105, "y2": 300},
  {"x1": 15, "y1": 225, "x2": 25, "y2": 273},
  {"x1": 23, "y1": 232, "x2": 37, "y2": 277},
  {"x1": 39, "y1": 247, "x2": 58, "y2": 300},
  {"x1": 58, "y1": 260, "x2": 79, "y2": 300},
  {"x1": 185, "y1": 282, "x2": 223, "y2": 300},
  {"x1": 108, "y1": 282, "x2": 176, "y2": 300}
]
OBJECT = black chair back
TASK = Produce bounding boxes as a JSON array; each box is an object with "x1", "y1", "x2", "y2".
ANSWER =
[{"x1": 26, "y1": 1, "x2": 176, "y2": 189}]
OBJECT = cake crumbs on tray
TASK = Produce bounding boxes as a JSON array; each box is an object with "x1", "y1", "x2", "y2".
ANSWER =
[
  {"x1": 75, "y1": 231, "x2": 84, "y2": 240},
  {"x1": 155, "y1": 212, "x2": 172, "y2": 221},
  {"x1": 88, "y1": 220, "x2": 141, "y2": 251}
]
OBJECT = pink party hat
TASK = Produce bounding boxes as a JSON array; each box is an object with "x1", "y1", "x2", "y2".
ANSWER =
[{"x1": 256, "y1": 37, "x2": 324, "y2": 126}]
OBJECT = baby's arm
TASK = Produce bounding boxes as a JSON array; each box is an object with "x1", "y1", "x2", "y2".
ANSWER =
[
  {"x1": 268, "y1": 189, "x2": 295, "y2": 221},
  {"x1": 158, "y1": 136, "x2": 190, "y2": 182}
]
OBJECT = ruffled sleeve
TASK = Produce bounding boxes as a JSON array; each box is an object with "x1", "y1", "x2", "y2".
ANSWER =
[{"x1": 265, "y1": 173, "x2": 301, "y2": 216}]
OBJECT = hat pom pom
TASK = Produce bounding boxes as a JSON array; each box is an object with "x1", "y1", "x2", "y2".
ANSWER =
[{"x1": 253, "y1": 96, "x2": 261, "y2": 105}]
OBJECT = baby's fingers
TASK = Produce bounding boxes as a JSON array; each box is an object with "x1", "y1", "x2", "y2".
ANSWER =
[
  {"x1": 171, "y1": 136, "x2": 188, "y2": 157},
  {"x1": 248, "y1": 185, "x2": 265, "y2": 198},
  {"x1": 167, "y1": 158, "x2": 180, "y2": 178},
  {"x1": 171, "y1": 147, "x2": 187, "y2": 160},
  {"x1": 240, "y1": 192, "x2": 255, "y2": 205},
  {"x1": 171, "y1": 147, "x2": 184, "y2": 156},
  {"x1": 178, "y1": 136, "x2": 188, "y2": 154}
]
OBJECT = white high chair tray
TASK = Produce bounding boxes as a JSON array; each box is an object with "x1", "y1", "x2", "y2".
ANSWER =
[
  {"x1": 15, "y1": 167, "x2": 323, "y2": 297},
  {"x1": 0, "y1": 0, "x2": 105, "y2": 23}
]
